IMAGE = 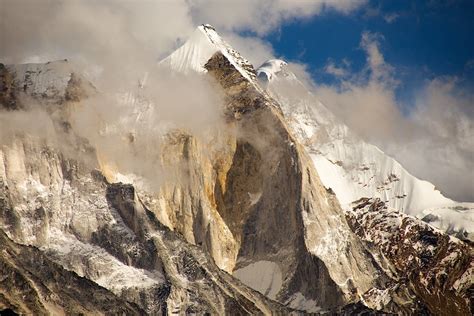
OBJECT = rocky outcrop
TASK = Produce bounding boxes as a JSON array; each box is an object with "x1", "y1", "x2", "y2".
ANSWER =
[
  {"x1": 0, "y1": 63, "x2": 18, "y2": 110},
  {"x1": 105, "y1": 182, "x2": 293, "y2": 315},
  {"x1": 347, "y1": 198, "x2": 473, "y2": 315}
]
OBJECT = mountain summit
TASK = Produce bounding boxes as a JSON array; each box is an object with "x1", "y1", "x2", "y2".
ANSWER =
[{"x1": 160, "y1": 24, "x2": 255, "y2": 81}]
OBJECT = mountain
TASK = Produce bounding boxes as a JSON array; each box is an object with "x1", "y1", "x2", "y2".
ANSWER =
[
  {"x1": 256, "y1": 59, "x2": 474, "y2": 242},
  {"x1": 0, "y1": 25, "x2": 472, "y2": 315}
]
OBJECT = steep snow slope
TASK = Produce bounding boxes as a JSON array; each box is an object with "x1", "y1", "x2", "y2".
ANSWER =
[{"x1": 257, "y1": 59, "x2": 474, "y2": 241}]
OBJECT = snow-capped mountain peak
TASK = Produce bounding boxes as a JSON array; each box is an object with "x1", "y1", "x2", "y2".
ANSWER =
[{"x1": 159, "y1": 24, "x2": 256, "y2": 83}]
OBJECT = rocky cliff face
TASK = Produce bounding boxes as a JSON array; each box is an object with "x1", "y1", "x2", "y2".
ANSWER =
[
  {"x1": 203, "y1": 51, "x2": 383, "y2": 310},
  {"x1": 0, "y1": 25, "x2": 472, "y2": 315}
]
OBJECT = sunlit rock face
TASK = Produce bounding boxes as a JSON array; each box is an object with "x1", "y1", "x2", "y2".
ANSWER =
[
  {"x1": 0, "y1": 24, "x2": 472, "y2": 315},
  {"x1": 202, "y1": 50, "x2": 385, "y2": 309}
]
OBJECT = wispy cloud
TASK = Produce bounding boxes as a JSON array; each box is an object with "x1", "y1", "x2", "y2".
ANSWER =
[
  {"x1": 188, "y1": 0, "x2": 367, "y2": 35},
  {"x1": 362, "y1": 4, "x2": 401, "y2": 24},
  {"x1": 465, "y1": 59, "x2": 474, "y2": 70},
  {"x1": 313, "y1": 32, "x2": 474, "y2": 201},
  {"x1": 383, "y1": 12, "x2": 400, "y2": 23},
  {"x1": 324, "y1": 60, "x2": 349, "y2": 77}
]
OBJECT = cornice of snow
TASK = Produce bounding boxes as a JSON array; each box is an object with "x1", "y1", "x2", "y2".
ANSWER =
[{"x1": 256, "y1": 59, "x2": 296, "y2": 83}]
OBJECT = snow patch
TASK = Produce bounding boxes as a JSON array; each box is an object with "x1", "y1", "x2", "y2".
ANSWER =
[
  {"x1": 285, "y1": 292, "x2": 322, "y2": 313},
  {"x1": 233, "y1": 260, "x2": 282, "y2": 299}
]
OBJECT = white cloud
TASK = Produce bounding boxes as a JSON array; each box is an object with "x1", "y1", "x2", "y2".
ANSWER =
[
  {"x1": 1, "y1": 0, "x2": 366, "y2": 80},
  {"x1": 223, "y1": 33, "x2": 275, "y2": 67},
  {"x1": 324, "y1": 61, "x2": 349, "y2": 77},
  {"x1": 313, "y1": 32, "x2": 474, "y2": 201},
  {"x1": 187, "y1": 0, "x2": 367, "y2": 35},
  {"x1": 359, "y1": 31, "x2": 396, "y2": 83},
  {"x1": 0, "y1": 0, "x2": 197, "y2": 91},
  {"x1": 383, "y1": 13, "x2": 400, "y2": 23}
]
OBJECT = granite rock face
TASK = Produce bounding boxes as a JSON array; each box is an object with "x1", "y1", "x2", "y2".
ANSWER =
[{"x1": 202, "y1": 51, "x2": 383, "y2": 310}]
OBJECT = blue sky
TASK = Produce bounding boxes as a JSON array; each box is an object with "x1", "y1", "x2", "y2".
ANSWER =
[{"x1": 264, "y1": 0, "x2": 474, "y2": 112}]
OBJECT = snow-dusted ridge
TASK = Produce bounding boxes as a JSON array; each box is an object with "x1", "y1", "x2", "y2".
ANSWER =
[{"x1": 256, "y1": 59, "x2": 474, "y2": 241}]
